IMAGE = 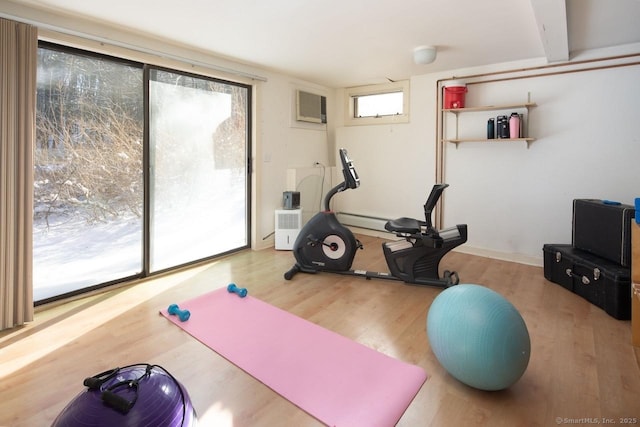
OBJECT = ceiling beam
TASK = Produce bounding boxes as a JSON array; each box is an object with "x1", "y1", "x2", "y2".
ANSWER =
[{"x1": 530, "y1": 0, "x2": 569, "y2": 62}]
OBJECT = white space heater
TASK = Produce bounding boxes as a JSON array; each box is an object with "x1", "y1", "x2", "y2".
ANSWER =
[{"x1": 275, "y1": 209, "x2": 302, "y2": 250}]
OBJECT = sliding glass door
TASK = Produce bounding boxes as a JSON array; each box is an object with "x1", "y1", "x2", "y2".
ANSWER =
[
  {"x1": 148, "y1": 68, "x2": 250, "y2": 272},
  {"x1": 33, "y1": 44, "x2": 251, "y2": 302},
  {"x1": 34, "y1": 45, "x2": 144, "y2": 302}
]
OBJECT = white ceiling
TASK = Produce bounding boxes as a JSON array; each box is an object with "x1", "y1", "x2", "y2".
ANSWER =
[{"x1": 4, "y1": 0, "x2": 640, "y2": 88}]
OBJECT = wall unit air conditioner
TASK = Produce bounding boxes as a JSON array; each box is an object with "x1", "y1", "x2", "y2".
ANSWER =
[
  {"x1": 275, "y1": 209, "x2": 302, "y2": 250},
  {"x1": 296, "y1": 90, "x2": 327, "y2": 124}
]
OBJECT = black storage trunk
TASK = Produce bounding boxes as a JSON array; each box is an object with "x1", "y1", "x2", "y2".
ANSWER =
[
  {"x1": 543, "y1": 243, "x2": 631, "y2": 320},
  {"x1": 572, "y1": 199, "x2": 635, "y2": 267},
  {"x1": 543, "y1": 244, "x2": 578, "y2": 292}
]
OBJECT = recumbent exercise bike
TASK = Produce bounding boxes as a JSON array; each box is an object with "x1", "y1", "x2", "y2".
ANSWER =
[{"x1": 284, "y1": 148, "x2": 468, "y2": 288}]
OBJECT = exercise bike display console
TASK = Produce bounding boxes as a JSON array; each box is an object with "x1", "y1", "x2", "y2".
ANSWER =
[{"x1": 284, "y1": 149, "x2": 468, "y2": 288}]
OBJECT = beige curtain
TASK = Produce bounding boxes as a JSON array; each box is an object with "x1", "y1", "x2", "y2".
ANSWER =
[{"x1": 0, "y1": 18, "x2": 36, "y2": 331}]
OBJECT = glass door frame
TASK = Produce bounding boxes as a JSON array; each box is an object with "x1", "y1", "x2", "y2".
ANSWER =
[
  {"x1": 142, "y1": 64, "x2": 252, "y2": 276},
  {"x1": 33, "y1": 42, "x2": 252, "y2": 304}
]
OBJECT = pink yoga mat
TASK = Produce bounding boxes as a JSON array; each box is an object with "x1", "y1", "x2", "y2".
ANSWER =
[{"x1": 160, "y1": 288, "x2": 427, "y2": 427}]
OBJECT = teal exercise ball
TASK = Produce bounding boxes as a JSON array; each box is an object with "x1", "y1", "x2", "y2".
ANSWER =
[{"x1": 426, "y1": 284, "x2": 531, "y2": 391}]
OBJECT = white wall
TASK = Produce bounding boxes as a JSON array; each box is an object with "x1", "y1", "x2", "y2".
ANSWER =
[
  {"x1": 335, "y1": 48, "x2": 640, "y2": 265},
  {"x1": 332, "y1": 75, "x2": 437, "y2": 221},
  {"x1": 444, "y1": 62, "x2": 640, "y2": 264},
  {"x1": 254, "y1": 76, "x2": 333, "y2": 248}
]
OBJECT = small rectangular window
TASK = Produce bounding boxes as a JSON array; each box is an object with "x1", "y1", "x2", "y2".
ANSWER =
[
  {"x1": 345, "y1": 81, "x2": 409, "y2": 125},
  {"x1": 354, "y1": 91, "x2": 403, "y2": 118}
]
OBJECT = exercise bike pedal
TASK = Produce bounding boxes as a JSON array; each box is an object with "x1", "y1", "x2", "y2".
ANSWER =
[
  {"x1": 305, "y1": 234, "x2": 319, "y2": 247},
  {"x1": 443, "y1": 270, "x2": 460, "y2": 286}
]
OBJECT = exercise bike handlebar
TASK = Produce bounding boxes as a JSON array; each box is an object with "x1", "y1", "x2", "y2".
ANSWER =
[
  {"x1": 339, "y1": 148, "x2": 360, "y2": 190},
  {"x1": 323, "y1": 149, "x2": 361, "y2": 211}
]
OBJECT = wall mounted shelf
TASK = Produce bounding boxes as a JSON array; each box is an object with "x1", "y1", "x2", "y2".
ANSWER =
[
  {"x1": 444, "y1": 137, "x2": 536, "y2": 146},
  {"x1": 441, "y1": 101, "x2": 537, "y2": 148},
  {"x1": 442, "y1": 102, "x2": 537, "y2": 114}
]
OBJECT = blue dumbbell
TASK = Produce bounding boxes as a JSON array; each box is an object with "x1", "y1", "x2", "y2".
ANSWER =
[
  {"x1": 167, "y1": 304, "x2": 191, "y2": 322},
  {"x1": 227, "y1": 283, "x2": 248, "y2": 298}
]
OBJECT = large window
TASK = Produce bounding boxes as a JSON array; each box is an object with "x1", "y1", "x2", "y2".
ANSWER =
[
  {"x1": 34, "y1": 46, "x2": 144, "y2": 302},
  {"x1": 33, "y1": 44, "x2": 251, "y2": 303},
  {"x1": 148, "y1": 68, "x2": 250, "y2": 272}
]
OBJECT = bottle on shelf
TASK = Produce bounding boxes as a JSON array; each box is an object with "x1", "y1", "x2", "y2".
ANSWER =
[
  {"x1": 509, "y1": 112, "x2": 520, "y2": 139},
  {"x1": 497, "y1": 115, "x2": 509, "y2": 138},
  {"x1": 487, "y1": 118, "x2": 495, "y2": 139}
]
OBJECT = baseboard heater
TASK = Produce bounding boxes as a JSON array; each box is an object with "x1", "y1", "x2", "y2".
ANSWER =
[{"x1": 336, "y1": 212, "x2": 390, "y2": 232}]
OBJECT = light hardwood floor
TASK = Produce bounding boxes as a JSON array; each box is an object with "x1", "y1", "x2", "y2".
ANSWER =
[{"x1": 1, "y1": 234, "x2": 639, "y2": 426}]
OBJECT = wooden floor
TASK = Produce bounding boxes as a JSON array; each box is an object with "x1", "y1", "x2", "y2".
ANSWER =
[{"x1": 1, "y1": 234, "x2": 639, "y2": 426}]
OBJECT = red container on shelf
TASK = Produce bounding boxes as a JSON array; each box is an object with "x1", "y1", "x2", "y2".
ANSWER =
[{"x1": 443, "y1": 81, "x2": 467, "y2": 109}]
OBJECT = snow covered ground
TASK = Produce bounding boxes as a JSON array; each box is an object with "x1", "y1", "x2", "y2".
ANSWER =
[
  {"x1": 33, "y1": 213, "x2": 143, "y2": 301},
  {"x1": 33, "y1": 170, "x2": 247, "y2": 302}
]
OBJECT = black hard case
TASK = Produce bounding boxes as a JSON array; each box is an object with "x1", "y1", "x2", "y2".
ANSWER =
[
  {"x1": 543, "y1": 243, "x2": 631, "y2": 320},
  {"x1": 572, "y1": 199, "x2": 635, "y2": 267}
]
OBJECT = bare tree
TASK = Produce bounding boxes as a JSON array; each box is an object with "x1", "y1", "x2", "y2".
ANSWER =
[{"x1": 35, "y1": 47, "x2": 143, "y2": 227}]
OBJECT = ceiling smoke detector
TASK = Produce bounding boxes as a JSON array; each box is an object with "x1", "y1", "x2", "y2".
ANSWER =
[{"x1": 413, "y1": 46, "x2": 437, "y2": 65}]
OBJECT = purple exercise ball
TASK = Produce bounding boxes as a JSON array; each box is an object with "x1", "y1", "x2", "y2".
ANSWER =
[{"x1": 52, "y1": 364, "x2": 197, "y2": 426}]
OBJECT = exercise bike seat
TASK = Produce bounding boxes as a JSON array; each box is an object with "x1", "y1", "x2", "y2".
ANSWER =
[
  {"x1": 385, "y1": 217, "x2": 426, "y2": 235},
  {"x1": 385, "y1": 183, "x2": 449, "y2": 236}
]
